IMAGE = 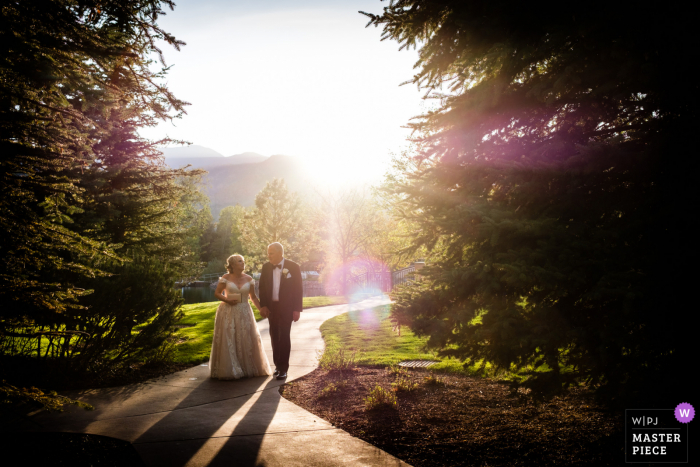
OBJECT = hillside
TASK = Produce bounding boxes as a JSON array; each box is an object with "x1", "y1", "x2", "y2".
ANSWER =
[
  {"x1": 160, "y1": 145, "x2": 224, "y2": 159},
  {"x1": 163, "y1": 149, "x2": 269, "y2": 170},
  {"x1": 163, "y1": 151, "x2": 315, "y2": 217},
  {"x1": 204, "y1": 155, "x2": 313, "y2": 216}
]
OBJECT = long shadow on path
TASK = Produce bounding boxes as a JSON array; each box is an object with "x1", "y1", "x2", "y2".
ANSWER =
[{"x1": 131, "y1": 377, "x2": 281, "y2": 467}]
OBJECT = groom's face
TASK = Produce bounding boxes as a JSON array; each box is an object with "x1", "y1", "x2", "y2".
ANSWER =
[{"x1": 267, "y1": 246, "x2": 283, "y2": 265}]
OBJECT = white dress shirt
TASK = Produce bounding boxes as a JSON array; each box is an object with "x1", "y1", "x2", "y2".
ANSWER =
[{"x1": 272, "y1": 258, "x2": 285, "y2": 301}]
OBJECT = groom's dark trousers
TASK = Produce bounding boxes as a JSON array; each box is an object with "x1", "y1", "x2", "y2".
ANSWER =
[
  {"x1": 259, "y1": 259, "x2": 303, "y2": 373},
  {"x1": 268, "y1": 301, "x2": 293, "y2": 372}
]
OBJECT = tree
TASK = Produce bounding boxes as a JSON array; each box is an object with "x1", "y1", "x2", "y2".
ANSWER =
[
  {"x1": 201, "y1": 205, "x2": 247, "y2": 263},
  {"x1": 0, "y1": 0, "x2": 197, "y2": 406},
  {"x1": 320, "y1": 188, "x2": 374, "y2": 294},
  {"x1": 239, "y1": 179, "x2": 319, "y2": 270},
  {"x1": 319, "y1": 187, "x2": 413, "y2": 295},
  {"x1": 366, "y1": 1, "x2": 695, "y2": 402}
]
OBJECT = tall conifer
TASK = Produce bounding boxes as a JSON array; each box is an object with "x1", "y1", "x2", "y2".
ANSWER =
[
  {"x1": 1, "y1": 1, "x2": 204, "y2": 384},
  {"x1": 368, "y1": 1, "x2": 695, "y2": 401}
]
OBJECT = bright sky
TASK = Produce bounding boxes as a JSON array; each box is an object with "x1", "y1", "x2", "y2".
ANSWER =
[{"x1": 139, "y1": 0, "x2": 427, "y2": 184}]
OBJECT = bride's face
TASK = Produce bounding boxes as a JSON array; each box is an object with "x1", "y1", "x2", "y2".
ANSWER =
[{"x1": 231, "y1": 256, "x2": 245, "y2": 273}]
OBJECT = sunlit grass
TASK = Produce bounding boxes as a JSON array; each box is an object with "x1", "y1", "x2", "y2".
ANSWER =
[
  {"x1": 319, "y1": 305, "x2": 578, "y2": 383},
  {"x1": 320, "y1": 305, "x2": 479, "y2": 374}
]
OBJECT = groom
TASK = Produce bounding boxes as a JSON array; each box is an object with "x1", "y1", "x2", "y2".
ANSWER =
[{"x1": 259, "y1": 242, "x2": 303, "y2": 380}]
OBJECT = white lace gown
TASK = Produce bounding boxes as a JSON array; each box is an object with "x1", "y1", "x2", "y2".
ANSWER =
[{"x1": 209, "y1": 278, "x2": 272, "y2": 379}]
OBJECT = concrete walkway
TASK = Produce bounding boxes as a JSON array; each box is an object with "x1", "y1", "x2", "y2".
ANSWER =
[{"x1": 26, "y1": 296, "x2": 409, "y2": 467}]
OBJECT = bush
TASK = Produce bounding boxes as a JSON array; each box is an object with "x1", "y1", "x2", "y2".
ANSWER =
[
  {"x1": 424, "y1": 373, "x2": 444, "y2": 386},
  {"x1": 318, "y1": 380, "x2": 348, "y2": 398},
  {"x1": 364, "y1": 385, "x2": 398, "y2": 411},
  {"x1": 392, "y1": 376, "x2": 418, "y2": 393},
  {"x1": 386, "y1": 364, "x2": 409, "y2": 378},
  {"x1": 318, "y1": 340, "x2": 357, "y2": 371}
]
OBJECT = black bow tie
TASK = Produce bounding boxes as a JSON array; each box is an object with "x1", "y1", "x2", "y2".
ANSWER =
[{"x1": 274, "y1": 264, "x2": 282, "y2": 269}]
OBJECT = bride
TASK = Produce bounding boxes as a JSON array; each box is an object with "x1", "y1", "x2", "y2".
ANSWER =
[{"x1": 209, "y1": 254, "x2": 272, "y2": 379}]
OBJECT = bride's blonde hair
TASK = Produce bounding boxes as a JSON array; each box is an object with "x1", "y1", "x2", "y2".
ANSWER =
[{"x1": 225, "y1": 254, "x2": 244, "y2": 273}]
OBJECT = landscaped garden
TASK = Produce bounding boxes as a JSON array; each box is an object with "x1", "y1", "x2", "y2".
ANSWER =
[{"x1": 281, "y1": 305, "x2": 624, "y2": 466}]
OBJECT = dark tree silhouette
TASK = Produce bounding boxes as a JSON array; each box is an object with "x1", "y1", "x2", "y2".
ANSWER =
[
  {"x1": 1, "y1": 1, "x2": 206, "y2": 407},
  {"x1": 369, "y1": 1, "x2": 696, "y2": 401}
]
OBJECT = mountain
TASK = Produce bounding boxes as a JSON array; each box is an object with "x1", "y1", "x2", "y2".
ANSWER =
[
  {"x1": 163, "y1": 148, "x2": 269, "y2": 170},
  {"x1": 225, "y1": 152, "x2": 269, "y2": 164},
  {"x1": 204, "y1": 155, "x2": 313, "y2": 216},
  {"x1": 162, "y1": 151, "x2": 314, "y2": 218},
  {"x1": 160, "y1": 145, "x2": 224, "y2": 158}
]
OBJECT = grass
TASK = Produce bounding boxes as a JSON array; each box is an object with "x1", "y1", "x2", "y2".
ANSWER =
[
  {"x1": 320, "y1": 304, "x2": 476, "y2": 374},
  {"x1": 172, "y1": 295, "x2": 349, "y2": 365},
  {"x1": 319, "y1": 305, "x2": 574, "y2": 384},
  {"x1": 317, "y1": 340, "x2": 358, "y2": 371}
]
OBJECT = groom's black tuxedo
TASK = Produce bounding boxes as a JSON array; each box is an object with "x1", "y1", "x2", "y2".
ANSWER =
[
  {"x1": 259, "y1": 259, "x2": 303, "y2": 313},
  {"x1": 258, "y1": 258, "x2": 303, "y2": 373}
]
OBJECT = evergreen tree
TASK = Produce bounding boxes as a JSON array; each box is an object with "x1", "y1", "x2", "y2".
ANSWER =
[
  {"x1": 367, "y1": 1, "x2": 695, "y2": 401},
  {"x1": 0, "y1": 0, "x2": 199, "y2": 395}
]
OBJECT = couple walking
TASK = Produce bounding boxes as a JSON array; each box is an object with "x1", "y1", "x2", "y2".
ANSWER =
[{"x1": 209, "y1": 242, "x2": 303, "y2": 381}]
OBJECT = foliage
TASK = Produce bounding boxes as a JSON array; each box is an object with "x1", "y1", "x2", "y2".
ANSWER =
[
  {"x1": 367, "y1": 1, "x2": 694, "y2": 401},
  {"x1": 319, "y1": 188, "x2": 416, "y2": 295},
  {"x1": 200, "y1": 205, "x2": 247, "y2": 263},
  {"x1": 239, "y1": 179, "x2": 319, "y2": 270},
  {"x1": 391, "y1": 376, "x2": 417, "y2": 392},
  {"x1": 319, "y1": 188, "x2": 375, "y2": 294},
  {"x1": 387, "y1": 364, "x2": 409, "y2": 378},
  {"x1": 74, "y1": 257, "x2": 184, "y2": 369},
  {"x1": 317, "y1": 339, "x2": 357, "y2": 372},
  {"x1": 0, "y1": 0, "x2": 205, "y2": 393},
  {"x1": 423, "y1": 373, "x2": 445, "y2": 387},
  {"x1": 364, "y1": 385, "x2": 397, "y2": 411},
  {"x1": 1, "y1": 380, "x2": 93, "y2": 422},
  {"x1": 318, "y1": 379, "x2": 348, "y2": 398}
]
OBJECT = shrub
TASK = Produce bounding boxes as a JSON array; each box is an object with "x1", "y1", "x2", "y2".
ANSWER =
[
  {"x1": 318, "y1": 340, "x2": 357, "y2": 371},
  {"x1": 424, "y1": 373, "x2": 445, "y2": 386},
  {"x1": 318, "y1": 380, "x2": 348, "y2": 398},
  {"x1": 386, "y1": 364, "x2": 409, "y2": 378},
  {"x1": 392, "y1": 376, "x2": 418, "y2": 393},
  {"x1": 364, "y1": 385, "x2": 398, "y2": 411}
]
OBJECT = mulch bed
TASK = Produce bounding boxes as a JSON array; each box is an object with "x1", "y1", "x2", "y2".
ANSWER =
[{"x1": 280, "y1": 366, "x2": 626, "y2": 466}]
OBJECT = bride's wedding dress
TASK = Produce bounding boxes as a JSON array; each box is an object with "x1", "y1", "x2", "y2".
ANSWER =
[{"x1": 209, "y1": 278, "x2": 272, "y2": 379}]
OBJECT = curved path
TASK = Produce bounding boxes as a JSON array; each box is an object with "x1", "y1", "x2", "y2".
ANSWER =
[{"x1": 27, "y1": 296, "x2": 408, "y2": 466}]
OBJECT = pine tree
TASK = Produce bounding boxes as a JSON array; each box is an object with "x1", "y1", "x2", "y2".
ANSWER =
[
  {"x1": 0, "y1": 0, "x2": 201, "y2": 392},
  {"x1": 367, "y1": 1, "x2": 696, "y2": 401}
]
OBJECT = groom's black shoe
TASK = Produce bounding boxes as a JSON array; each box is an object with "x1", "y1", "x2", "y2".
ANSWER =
[
  {"x1": 276, "y1": 372, "x2": 287, "y2": 380},
  {"x1": 273, "y1": 369, "x2": 280, "y2": 376}
]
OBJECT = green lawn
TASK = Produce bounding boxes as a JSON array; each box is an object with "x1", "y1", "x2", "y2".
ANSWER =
[
  {"x1": 172, "y1": 295, "x2": 349, "y2": 365},
  {"x1": 320, "y1": 304, "x2": 476, "y2": 374},
  {"x1": 321, "y1": 305, "x2": 576, "y2": 381}
]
